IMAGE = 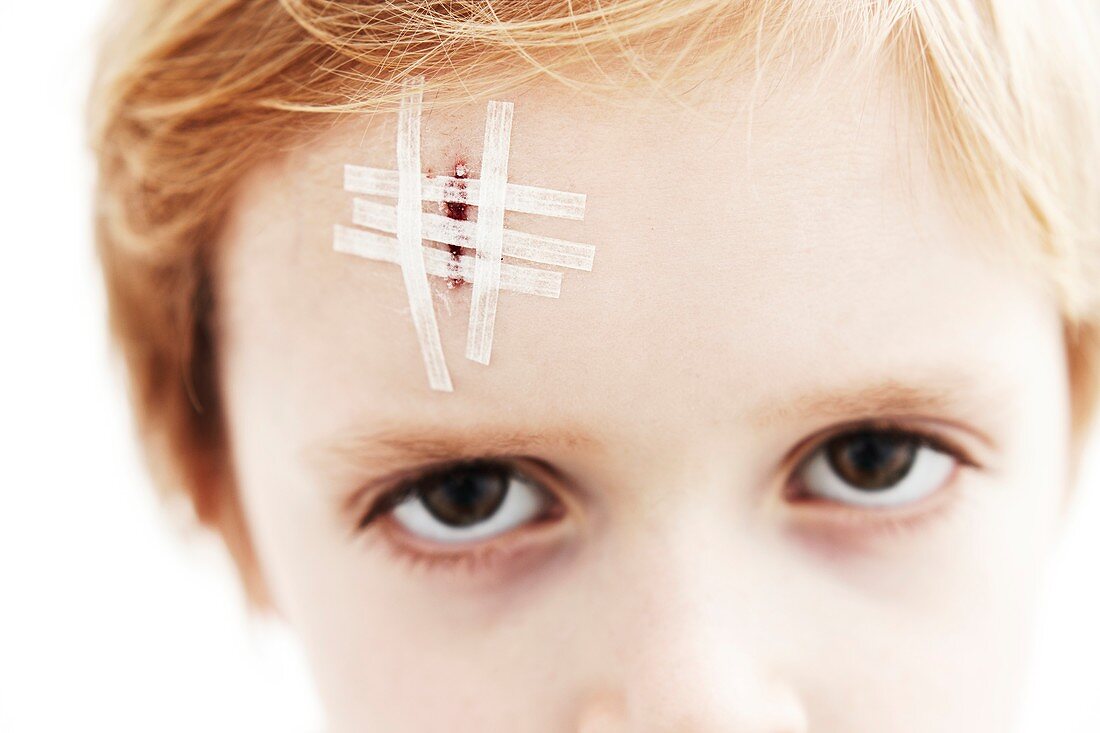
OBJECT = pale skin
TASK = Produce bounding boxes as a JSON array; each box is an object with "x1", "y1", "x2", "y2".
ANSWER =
[{"x1": 215, "y1": 61, "x2": 1074, "y2": 731}]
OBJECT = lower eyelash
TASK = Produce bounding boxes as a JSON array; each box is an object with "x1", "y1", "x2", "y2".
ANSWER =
[
  {"x1": 782, "y1": 416, "x2": 979, "y2": 511},
  {"x1": 380, "y1": 535, "x2": 509, "y2": 575},
  {"x1": 364, "y1": 507, "x2": 568, "y2": 577},
  {"x1": 359, "y1": 424, "x2": 973, "y2": 575},
  {"x1": 785, "y1": 463, "x2": 968, "y2": 545}
]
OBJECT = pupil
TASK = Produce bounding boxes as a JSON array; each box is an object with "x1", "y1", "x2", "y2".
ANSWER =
[
  {"x1": 420, "y1": 463, "x2": 510, "y2": 527},
  {"x1": 825, "y1": 431, "x2": 917, "y2": 491}
]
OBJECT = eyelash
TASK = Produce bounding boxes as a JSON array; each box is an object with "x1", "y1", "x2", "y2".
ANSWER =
[
  {"x1": 781, "y1": 417, "x2": 978, "y2": 539},
  {"x1": 354, "y1": 459, "x2": 567, "y2": 575},
  {"x1": 784, "y1": 416, "x2": 978, "y2": 493},
  {"x1": 354, "y1": 418, "x2": 981, "y2": 572},
  {"x1": 373, "y1": 529, "x2": 520, "y2": 576}
]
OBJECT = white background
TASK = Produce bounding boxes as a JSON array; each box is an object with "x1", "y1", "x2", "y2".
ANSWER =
[{"x1": 0, "y1": 3, "x2": 1097, "y2": 731}]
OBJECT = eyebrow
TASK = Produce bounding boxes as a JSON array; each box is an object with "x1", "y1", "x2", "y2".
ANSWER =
[
  {"x1": 308, "y1": 373, "x2": 1011, "y2": 482},
  {"x1": 305, "y1": 425, "x2": 600, "y2": 480},
  {"x1": 746, "y1": 374, "x2": 1009, "y2": 444}
]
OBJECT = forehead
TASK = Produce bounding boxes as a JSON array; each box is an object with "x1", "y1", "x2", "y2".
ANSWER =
[{"x1": 217, "y1": 70, "x2": 1053, "y2": 440}]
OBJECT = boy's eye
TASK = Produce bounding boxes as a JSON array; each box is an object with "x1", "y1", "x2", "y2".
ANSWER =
[
  {"x1": 795, "y1": 429, "x2": 957, "y2": 508},
  {"x1": 388, "y1": 461, "x2": 551, "y2": 544}
]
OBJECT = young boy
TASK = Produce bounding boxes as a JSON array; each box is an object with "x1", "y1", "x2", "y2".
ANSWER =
[{"x1": 90, "y1": 1, "x2": 1100, "y2": 730}]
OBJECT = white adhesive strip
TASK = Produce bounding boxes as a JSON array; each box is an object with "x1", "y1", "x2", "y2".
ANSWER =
[
  {"x1": 345, "y1": 165, "x2": 587, "y2": 221},
  {"x1": 394, "y1": 79, "x2": 452, "y2": 392},
  {"x1": 351, "y1": 198, "x2": 595, "y2": 271},
  {"x1": 334, "y1": 225, "x2": 562, "y2": 298},
  {"x1": 465, "y1": 101, "x2": 513, "y2": 365}
]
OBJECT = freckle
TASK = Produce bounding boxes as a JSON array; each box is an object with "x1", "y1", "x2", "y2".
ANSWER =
[{"x1": 439, "y1": 160, "x2": 470, "y2": 289}]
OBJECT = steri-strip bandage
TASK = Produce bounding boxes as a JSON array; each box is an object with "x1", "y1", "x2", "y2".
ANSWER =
[{"x1": 334, "y1": 77, "x2": 596, "y2": 391}]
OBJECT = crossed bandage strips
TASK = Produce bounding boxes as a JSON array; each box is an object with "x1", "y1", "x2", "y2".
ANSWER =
[{"x1": 334, "y1": 78, "x2": 596, "y2": 391}]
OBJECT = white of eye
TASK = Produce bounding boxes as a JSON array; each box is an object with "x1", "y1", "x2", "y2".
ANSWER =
[
  {"x1": 391, "y1": 474, "x2": 545, "y2": 544},
  {"x1": 799, "y1": 442, "x2": 956, "y2": 508}
]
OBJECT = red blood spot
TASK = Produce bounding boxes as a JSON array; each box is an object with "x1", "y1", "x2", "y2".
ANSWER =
[{"x1": 440, "y1": 161, "x2": 469, "y2": 288}]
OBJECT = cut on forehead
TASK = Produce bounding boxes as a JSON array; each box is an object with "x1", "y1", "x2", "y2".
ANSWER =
[
  {"x1": 228, "y1": 44, "x2": 1031, "y2": 319},
  {"x1": 243, "y1": 33, "x2": 1040, "y2": 294},
  {"x1": 218, "y1": 61, "x2": 1060, "y2": 438}
]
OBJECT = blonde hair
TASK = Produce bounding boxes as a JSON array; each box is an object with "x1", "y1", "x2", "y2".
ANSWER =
[{"x1": 89, "y1": 0, "x2": 1100, "y2": 591}]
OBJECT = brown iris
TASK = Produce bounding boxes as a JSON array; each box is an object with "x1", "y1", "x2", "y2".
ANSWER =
[
  {"x1": 417, "y1": 461, "x2": 511, "y2": 527},
  {"x1": 824, "y1": 431, "x2": 919, "y2": 491}
]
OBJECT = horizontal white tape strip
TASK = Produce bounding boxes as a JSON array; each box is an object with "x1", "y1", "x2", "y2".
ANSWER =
[
  {"x1": 345, "y1": 165, "x2": 586, "y2": 221},
  {"x1": 334, "y1": 225, "x2": 561, "y2": 298},
  {"x1": 351, "y1": 198, "x2": 595, "y2": 271}
]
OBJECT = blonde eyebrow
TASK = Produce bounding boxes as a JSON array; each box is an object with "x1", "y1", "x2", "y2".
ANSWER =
[
  {"x1": 746, "y1": 375, "x2": 1008, "y2": 443},
  {"x1": 305, "y1": 425, "x2": 599, "y2": 478},
  {"x1": 308, "y1": 375, "x2": 1009, "y2": 483}
]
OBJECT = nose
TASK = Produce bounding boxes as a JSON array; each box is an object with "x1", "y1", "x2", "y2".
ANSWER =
[
  {"x1": 574, "y1": 634, "x2": 809, "y2": 733},
  {"x1": 572, "y1": 518, "x2": 809, "y2": 733}
]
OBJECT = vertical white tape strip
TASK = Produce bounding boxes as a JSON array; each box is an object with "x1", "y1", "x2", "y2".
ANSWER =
[
  {"x1": 396, "y1": 78, "x2": 453, "y2": 391},
  {"x1": 466, "y1": 101, "x2": 514, "y2": 365}
]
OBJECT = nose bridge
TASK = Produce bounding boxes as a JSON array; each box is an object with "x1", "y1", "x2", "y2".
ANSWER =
[{"x1": 575, "y1": 506, "x2": 808, "y2": 733}]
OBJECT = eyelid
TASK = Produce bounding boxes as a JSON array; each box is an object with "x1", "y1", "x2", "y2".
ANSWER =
[
  {"x1": 348, "y1": 418, "x2": 980, "y2": 537},
  {"x1": 348, "y1": 464, "x2": 432, "y2": 531},
  {"x1": 353, "y1": 460, "x2": 480, "y2": 531},
  {"x1": 351, "y1": 456, "x2": 567, "y2": 534},
  {"x1": 780, "y1": 415, "x2": 983, "y2": 481},
  {"x1": 353, "y1": 459, "x2": 576, "y2": 581},
  {"x1": 370, "y1": 502, "x2": 571, "y2": 580},
  {"x1": 776, "y1": 420, "x2": 978, "y2": 545}
]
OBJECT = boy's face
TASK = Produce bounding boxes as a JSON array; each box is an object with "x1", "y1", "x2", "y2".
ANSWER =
[{"x1": 217, "y1": 65, "x2": 1070, "y2": 731}]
